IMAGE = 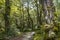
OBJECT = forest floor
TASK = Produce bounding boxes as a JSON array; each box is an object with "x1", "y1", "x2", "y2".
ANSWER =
[{"x1": 9, "y1": 32, "x2": 35, "y2": 40}]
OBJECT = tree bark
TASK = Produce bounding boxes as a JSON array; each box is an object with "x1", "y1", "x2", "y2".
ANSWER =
[
  {"x1": 41, "y1": 0, "x2": 56, "y2": 40},
  {"x1": 4, "y1": 0, "x2": 10, "y2": 39}
]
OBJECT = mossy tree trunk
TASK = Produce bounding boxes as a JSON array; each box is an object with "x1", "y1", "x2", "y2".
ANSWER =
[
  {"x1": 4, "y1": 0, "x2": 10, "y2": 39},
  {"x1": 41, "y1": 0, "x2": 56, "y2": 40}
]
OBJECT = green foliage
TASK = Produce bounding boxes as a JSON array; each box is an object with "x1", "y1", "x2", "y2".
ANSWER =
[{"x1": 0, "y1": 0, "x2": 60, "y2": 40}]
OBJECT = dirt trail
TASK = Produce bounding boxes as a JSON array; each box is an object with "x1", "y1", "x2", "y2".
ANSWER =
[{"x1": 9, "y1": 32, "x2": 35, "y2": 40}]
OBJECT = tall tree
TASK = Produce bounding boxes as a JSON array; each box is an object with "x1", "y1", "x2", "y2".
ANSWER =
[
  {"x1": 27, "y1": 0, "x2": 33, "y2": 30},
  {"x1": 4, "y1": 0, "x2": 10, "y2": 38},
  {"x1": 41, "y1": 0, "x2": 56, "y2": 40}
]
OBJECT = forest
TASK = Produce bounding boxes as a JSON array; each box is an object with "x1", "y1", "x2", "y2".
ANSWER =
[{"x1": 0, "y1": 0, "x2": 60, "y2": 40}]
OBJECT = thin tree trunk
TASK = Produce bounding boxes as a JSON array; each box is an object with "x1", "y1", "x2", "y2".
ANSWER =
[
  {"x1": 3, "y1": 0, "x2": 10, "y2": 40},
  {"x1": 5, "y1": 0, "x2": 10, "y2": 35},
  {"x1": 27, "y1": 0, "x2": 33, "y2": 30}
]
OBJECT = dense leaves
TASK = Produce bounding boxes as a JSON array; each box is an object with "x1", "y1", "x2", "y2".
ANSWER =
[{"x1": 0, "y1": 0, "x2": 60, "y2": 40}]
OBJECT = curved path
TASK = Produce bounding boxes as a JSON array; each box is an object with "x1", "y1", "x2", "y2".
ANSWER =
[{"x1": 9, "y1": 32, "x2": 35, "y2": 40}]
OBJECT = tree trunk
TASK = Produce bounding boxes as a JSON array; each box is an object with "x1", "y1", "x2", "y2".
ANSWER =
[
  {"x1": 4, "y1": 0, "x2": 10, "y2": 39},
  {"x1": 41, "y1": 0, "x2": 56, "y2": 40}
]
